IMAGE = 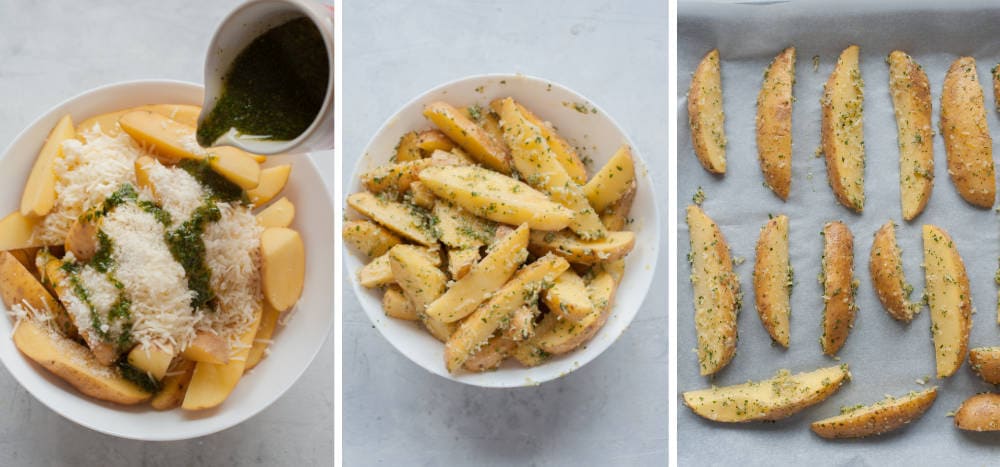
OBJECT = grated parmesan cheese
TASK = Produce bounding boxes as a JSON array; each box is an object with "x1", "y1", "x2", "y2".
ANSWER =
[
  {"x1": 142, "y1": 159, "x2": 206, "y2": 226},
  {"x1": 198, "y1": 203, "x2": 262, "y2": 342}
]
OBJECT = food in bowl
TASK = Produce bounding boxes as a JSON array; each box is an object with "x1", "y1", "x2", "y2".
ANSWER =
[
  {"x1": 0, "y1": 104, "x2": 305, "y2": 410},
  {"x1": 345, "y1": 96, "x2": 637, "y2": 374}
]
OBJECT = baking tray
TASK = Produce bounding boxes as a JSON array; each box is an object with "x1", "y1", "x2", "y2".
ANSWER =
[{"x1": 677, "y1": 0, "x2": 1000, "y2": 464}]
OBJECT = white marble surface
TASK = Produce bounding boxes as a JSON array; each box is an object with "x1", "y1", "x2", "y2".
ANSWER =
[
  {"x1": 0, "y1": 1, "x2": 333, "y2": 465},
  {"x1": 343, "y1": 1, "x2": 668, "y2": 465}
]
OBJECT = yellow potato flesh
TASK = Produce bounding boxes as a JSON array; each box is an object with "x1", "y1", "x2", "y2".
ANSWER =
[
  {"x1": 347, "y1": 192, "x2": 437, "y2": 246},
  {"x1": 205, "y1": 146, "x2": 261, "y2": 190},
  {"x1": 423, "y1": 101, "x2": 510, "y2": 173},
  {"x1": 181, "y1": 331, "x2": 229, "y2": 365},
  {"x1": 246, "y1": 302, "x2": 281, "y2": 370},
  {"x1": 0, "y1": 211, "x2": 45, "y2": 250},
  {"x1": 922, "y1": 225, "x2": 971, "y2": 378},
  {"x1": 583, "y1": 145, "x2": 636, "y2": 214},
  {"x1": 256, "y1": 197, "x2": 296, "y2": 228},
  {"x1": 126, "y1": 343, "x2": 174, "y2": 380},
  {"x1": 182, "y1": 309, "x2": 262, "y2": 410},
  {"x1": 77, "y1": 104, "x2": 201, "y2": 137},
  {"x1": 261, "y1": 227, "x2": 306, "y2": 312},
  {"x1": 247, "y1": 164, "x2": 292, "y2": 206},
  {"x1": 150, "y1": 359, "x2": 195, "y2": 410},
  {"x1": 21, "y1": 115, "x2": 74, "y2": 217}
]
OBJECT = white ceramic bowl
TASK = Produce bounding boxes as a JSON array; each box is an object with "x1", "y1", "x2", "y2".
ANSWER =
[
  {"x1": 0, "y1": 80, "x2": 334, "y2": 440},
  {"x1": 346, "y1": 74, "x2": 660, "y2": 387}
]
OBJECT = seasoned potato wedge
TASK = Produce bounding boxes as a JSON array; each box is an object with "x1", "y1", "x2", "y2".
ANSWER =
[
  {"x1": 528, "y1": 230, "x2": 635, "y2": 265},
  {"x1": 183, "y1": 309, "x2": 262, "y2": 410},
  {"x1": 869, "y1": 221, "x2": 916, "y2": 322},
  {"x1": 688, "y1": 49, "x2": 727, "y2": 174},
  {"x1": 542, "y1": 269, "x2": 594, "y2": 323},
  {"x1": 347, "y1": 192, "x2": 437, "y2": 246},
  {"x1": 491, "y1": 99, "x2": 588, "y2": 185},
  {"x1": 21, "y1": 115, "x2": 74, "y2": 217},
  {"x1": 969, "y1": 347, "x2": 1000, "y2": 384},
  {"x1": 600, "y1": 185, "x2": 635, "y2": 231},
  {"x1": 534, "y1": 267, "x2": 617, "y2": 355},
  {"x1": 686, "y1": 205, "x2": 739, "y2": 375},
  {"x1": 955, "y1": 393, "x2": 1000, "y2": 431},
  {"x1": 261, "y1": 228, "x2": 305, "y2": 312},
  {"x1": 584, "y1": 145, "x2": 636, "y2": 214},
  {"x1": 820, "y1": 221, "x2": 857, "y2": 356},
  {"x1": 923, "y1": 225, "x2": 972, "y2": 378},
  {"x1": 753, "y1": 214, "x2": 791, "y2": 347},
  {"x1": 415, "y1": 129, "x2": 455, "y2": 154},
  {"x1": 246, "y1": 164, "x2": 291, "y2": 206},
  {"x1": 811, "y1": 387, "x2": 937, "y2": 438},
  {"x1": 821, "y1": 45, "x2": 866, "y2": 212},
  {"x1": 888, "y1": 51, "x2": 934, "y2": 220},
  {"x1": 433, "y1": 202, "x2": 494, "y2": 249},
  {"x1": 256, "y1": 197, "x2": 296, "y2": 228},
  {"x1": 343, "y1": 219, "x2": 402, "y2": 258},
  {"x1": 408, "y1": 181, "x2": 436, "y2": 209},
  {"x1": 389, "y1": 244, "x2": 448, "y2": 312},
  {"x1": 394, "y1": 131, "x2": 422, "y2": 162},
  {"x1": 756, "y1": 47, "x2": 796, "y2": 200},
  {"x1": 358, "y1": 246, "x2": 439, "y2": 289},
  {"x1": 463, "y1": 335, "x2": 516, "y2": 372},
  {"x1": 150, "y1": 359, "x2": 195, "y2": 410},
  {"x1": 993, "y1": 64, "x2": 1000, "y2": 112},
  {"x1": 683, "y1": 365, "x2": 851, "y2": 422},
  {"x1": 0, "y1": 211, "x2": 46, "y2": 251},
  {"x1": 418, "y1": 165, "x2": 574, "y2": 231},
  {"x1": 941, "y1": 57, "x2": 995, "y2": 208},
  {"x1": 446, "y1": 248, "x2": 479, "y2": 280},
  {"x1": 382, "y1": 285, "x2": 417, "y2": 321},
  {"x1": 423, "y1": 101, "x2": 510, "y2": 173},
  {"x1": 361, "y1": 158, "x2": 436, "y2": 194}
]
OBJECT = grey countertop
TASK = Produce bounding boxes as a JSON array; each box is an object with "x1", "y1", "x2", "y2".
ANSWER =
[
  {"x1": 342, "y1": 1, "x2": 668, "y2": 465},
  {"x1": 0, "y1": 1, "x2": 333, "y2": 465}
]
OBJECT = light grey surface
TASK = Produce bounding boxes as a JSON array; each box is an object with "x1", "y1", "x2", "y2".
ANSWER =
[
  {"x1": 343, "y1": 1, "x2": 667, "y2": 465},
  {"x1": 678, "y1": 1, "x2": 1000, "y2": 465},
  {"x1": 0, "y1": 1, "x2": 333, "y2": 465}
]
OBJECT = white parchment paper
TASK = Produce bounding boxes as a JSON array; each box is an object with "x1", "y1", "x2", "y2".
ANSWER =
[{"x1": 678, "y1": 0, "x2": 1000, "y2": 464}]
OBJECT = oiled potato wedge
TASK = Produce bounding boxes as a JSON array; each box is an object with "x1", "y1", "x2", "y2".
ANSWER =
[
  {"x1": 534, "y1": 267, "x2": 617, "y2": 355},
  {"x1": 434, "y1": 202, "x2": 494, "y2": 250},
  {"x1": 820, "y1": 221, "x2": 857, "y2": 356},
  {"x1": 510, "y1": 339, "x2": 549, "y2": 367},
  {"x1": 394, "y1": 131, "x2": 422, "y2": 162},
  {"x1": 600, "y1": 185, "x2": 635, "y2": 231},
  {"x1": 923, "y1": 225, "x2": 972, "y2": 378},
  {"x1": 955, "y1": 393, "x2": 1000, "y2": 431},
  {"x1": 127, "y1": 343, "x2": 174, "y2": 380},
  {"x1": 256, "y1": 197, "x2": 295, "y2": 228},
  {"x1": 463, "y1": 335, "x2": 515, "y2": 372},
  {"x1": 446, "y1": 248, "x2": 478, "y2": 280},
  {"x1": 0, "y1": 211, "x2": 46, "y2": 250},
  {"x1": 528, "y1": 230, "x2": 635, "y2": 265},
  {"x1": 183, "y1": 309, "x2": 262, "y2": 410},
  {"x1": 408, "y1": 181, "x2": 436, "y2": 209},
  {"x1": 993, "y1": 64, "x2": 1000, "y2": 112},
  {"x1": 822, "y1": 45, "x2": 866, "y2": 212},
  {"x1": 941, "y1": 57, "x2": 995, "y2": 208},
  {"x1": 583, "y1": 145, "x2": 636, "y2": 214},
  {"x1": 388, "y1": 244, "x2": 447, "y2": 312},
  {"x1": 347, "y1": 192, "x2": 437, "y2": 246},
  {"x1": 756, "y1": 47, "x2": 796, "y2": 200},
  {"x1": 21, "y1": 115, "x2": 74, "y2": 217},
  {"x1": 150, "y1": 359, "x2": 195, "y2": 410},
  {"x1": 418, "y1": 165, "x2": 574, "y2": 231},
  {"x1": 261, "y1": 228, "x2": 305, "y2": 312},
  {"x1": 358, "y1": 246, "x2": 439, "y2": 289},
  {"x1": 490, "y1": 99, "x2": 588, "y2": 185},
  {"x1": 542, "y1": 269, "x2": 594, "y2": 323},
  {"x1": 361, "y1": 158, "x2": 436, "y2": 194},
  {"x1": 382, "y1": 285, "x2": 417, "y2": 321},
  {"x1": 869, "y1": 221, "x2": 916, "y2": 322},
  {"x1": 13, "y1": 319, "x2": 150, "y2": 405},
  {"x1": 423, "y1": 101, "x2": 510, "y2": 173},
  {"x1": 343, "y1": 219, "x2": 402, "y2": 258},
  {"x1": 416, "y1": 129, "x2": 455, "y2": 154},
  {"x1": 683, "y1": 365, "x2": 851, "y2": 422},
  {"x1": 888, "y1": 51, "x2": 934, "y2": 220},
  {"x1": 811, "y1": 387, "x2": 937, "y2": 438},
  {"x1": 443, "y1": 254, "x2": 569, "y2": 373},
  {"x1": 504, "y1": 305, "x2": 537, "y2": 342},
  {"x1": 246, "y1": 302, "x2": 281, "y2": 370},
  {"x1": 969, "y1": 347, "x2": 1000, "y2": 384},
  {"x1": 753, "y1": 214, "x2": 791, "y2": 347},
  {"x1": 181, "y1": 331, "x2": 230, "y2": 365},
  {"x1": 688, "y1": 49, "x2": 727, "y2": 174},
  {"x1": 246, "y1": 164, "x2": 291, "y2": 206},
  {"x1": 686, "y1": 205, "x2": 739, "y2": 375}
]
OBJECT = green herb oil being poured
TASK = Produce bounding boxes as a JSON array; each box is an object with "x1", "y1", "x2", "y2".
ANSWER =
[{"x1": 197, "y1": 17, "x2": 329, "y2": 147}]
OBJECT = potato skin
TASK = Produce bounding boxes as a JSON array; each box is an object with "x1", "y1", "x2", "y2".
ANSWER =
[
  {"x1": 820, "y1": 221, "x2": 856, "y2": 356},
  {"x1": 753, "y1": 214, "x2": 791, "y2": 347},
  {"x1": 887, "y1": 51, "x2": 934, "y2": 221},
  {"x1": 869, "y1": 221, "x2": 915, "y2": 322},
  {"x1": 923, "y1": 225, "x2": 972, "y2": 378},
  {"x1": 688, "y1": 49, "x2": 727, "y2": 174},
  {"x1": 686, "y1": 205, "x2": 739, "y2": 375},
  {"x1": 955, "y1": 393, "x2": 1000, "y2": 431},
  {"x1": 810, "y1": 388, "x2": 937, "y2": 439},
  {"x1": 822, "y1": 45, "x2": 866, "y2": 212},
  {"x1": 941, "y1": 56, "x2": 995, "y2": 208},
  {"x1": 756, "y1": 47, "x2": 796, "y2": 200},
  {"x1": 969, "y1": 347, "x2": 1000, "y2": 384}
]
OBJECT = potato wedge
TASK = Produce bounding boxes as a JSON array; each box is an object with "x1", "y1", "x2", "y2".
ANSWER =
[
  {"x1": 394, "y1": 131, "x2": 422, "y2": 162},
  {"x1": 150, "y1": 359, "x2": 195, "y2": 410},
  {"x1": 347, "y1": 192, "x2": 437, "y2": 246},
  {"x1": 443, "y1": 253, "x2": 569, "y2": 373},
  {"x1": 446, "y1": 248, "x2": 479, "y2": 281},
  {"x1": 415, "y1": 129, "x2": 455, "y2": 154},
  {"x1": 688, "y1": 49, "x2": 727, "y2": 174},
  {"x1": 382, "y1": 285, "x2": 417, "y2": 321},
  {"x1": 423, "y1": 101, "x2": 510, "y2": 173},
  {"x1": 535, "y1": 267, "x2": 617, "y2": 355},
  {"x1": 64, "y1": 218, "x2": 98, "y2": 262},
  {"x1": 756, "y1": 47, "x2": 795, "y2": 200},
  {"x1": 941, "y1": 57, "x2": 995, "y2": 208},
  {"x1": 246, "y1": 164, "x2": 292, "y2": 206},
  {"x1": 969, "y1": 347, "x2": 1000, "y2": 384},
  {"x1": 955, "y1": 393, "x2": 1000, "y2": 431},
  {"x1": 600, "y1": 185, "x2": 635, "y2": 231},
  {"x1": 433, "y1": 202, "x2": 494, "y2": 250},
  {"x1": 361, "y1": 158, "x2": 436, "y2": 194},
  {"x1": 820, "y1": 221, "x2": 857, "y2": 356},
  {"x1": 418, "y1": 165, "x2": 574, "y2": 231},
  {"x1": 0, "y1": 211, "x2": 46, "y2": 250},
  {"x1": 408, "y1": 181, "x2": 436, "y2": 209},
  {"x1": 583, "y1": 145, "x2": 636, "y2": 214},
  {"x1": 869, "y1": 221, "x2": 916, "y2": 322},
  {"x1": 923, "y1": 225, "x2": 972, "y2": 378},
  {"x1": 21, "y1": 114, "x2": 74, "y2": 217},
  {"x1": 686, "y1": 205, "x2": 739, "y2": 375},
  {"x1": 246, "y1": 302, "x2": 281, "y2": 370},
  {"x1": 77, "y1": 104, "x2": 201, "y2": 137},
  {"x1": 491, "y1": 99, "x2": 588, "y2": 185},
  {"x1": 126, "y1": 343, "x2": 174, "y2": 380},
  {"x1": 463, "y1": 335, "x2": 515, "y2": 372},
  {"x1": 182, "y1": 309, "x2": 262, "y2": 410},
  {"x1": 542, "y1": 269, "x2": 594, "y2": 323},
  {"x1": 261, "y1": 228, "x2": 305, "y2": 312},
  {"x1": 13, "y1": 319, "x2": 150, "y2": 404},
  {"x1": 498, "y1": 98, "x2": 606, "y2": 240},
  {"x1": 204, "y1": 146, "x2": 261, "y2": 190},
  {"x1": 181, "y1": 331, "x2": 230, "y2": 365},
  {"x1": 888, "y1": 51, "x2": 934, "y2": 220},
  {"x1": 256, "y1": 197, "x2": 295, "y2": 228},
  {"x1": 343, "y1": 219, "x2": 402, "y2": 258},
  {"x1": 753, "y1": 214, "x2": 791, "y2": 347},
  {"x1": 993, "y1": 64, "x2": 1000, "y2": 112},
  {"x1": 358, "y1": 246, "x2": 439, "y2": 289},
  {"x1": 528, "y1": 230, "x2": 635, "y2": 265},
  {"x1": 811, "y1": 387, "x2": 937, "y2": 438},
  {"x1": 510, "y1": 339, "x2": 550, "y2": 367},
  {"x1": 389, "y1": 244, "x2": 448, "y2": 312},
  {"x1": 821, "y1": 45, "x2": 866, "y2": 212},
  {"x1": 504, "y1": 305, "x2": 537, "y2": 342},
  {"x1": 0, "y1": 251, "x2": 74, "y2": 337},
  {"x1": 683, "y1": 365, "x2": 851, "y2": 422}
]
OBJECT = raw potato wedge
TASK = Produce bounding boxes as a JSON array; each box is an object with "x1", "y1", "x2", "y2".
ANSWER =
[
  {"x1": 686, "y1": 205, "x2": 739, "y2": 375},
  {"x1": 498, "y1": 98, "x2": 606, "y2": 240},
  {"x1": 394, "y1": 131, "x2": 422, "y2": 162},
  {"x1": 688, "y1": 49, "x2": 727, "y2": 174},
  {"x1": 150, "y1": 359, "x2": 195, "y2": 410},
  {"x1": 246, "y1": 302, "x2": 281, "y2": 370},
  {"x1": 21, "y1": 114, "x2": 74, "y2": 217},
  {"x1": 821, "y1": 45, "x2": 866, "y2": 212},
  {"x1": 756, "y1": 47, "x2": 795, "y2": 200},
  {"x1": 534, "y1": 267, "x2": 617, "y2": 355},
  {"x1": 683, "y1": 365, "x2": 851, "y2": 422},
  {"x1": 256, "y1": 197, "x2": 295, "y2": 228},
  {"x1": 888, "y1": 51, "x2": 934, "y2": 220},
  {"x1": 182, "y1": 331, "x2": 230, "y2": 365},
  {"x1": 0, "y1": 251, "x2": 74, "y2": 337},
  {"x1": 126, "y1": 344, "x2": 174, "y2": 380},
  {"x1": 246, "y1": 164, "x2": 291, "y2": 206},
  {"x1": 969, "y1": 347, "x2": 1000, "y2": 384},
  {"x1": 528, "y1": 230, "x2": 635, "y2": 265},
  {"x1": 753, "y1": 214, "x2": 791, "y2": 347},
  {"x1": 261, "y1": 228, "x2": 306, "y2": 312},
  {"x1": 955, "y1": 393, "x2": 1000, "y2": 431},
  {"x1": 542, "y1": 269, "x2": 595, "y2": 323},
  {"x1": 77, "y1": 104, "x2": 201, "y2": 137},
  {"x1": 204, "y1": 146, "x2": 261, "y2": 190},
  {"x1": 13, "y1": 319, "x2": 151, "y2": 405},
  {"x1": 583, "y1": 145, "x2": 636, "y2": 214},
  {"x1": 0, "y1": 211, "x2": 46, "y2": 250},
  {"x1": 65, "y1": 218, "x2": 98, "y2": 262},
  {"x1": 347, "y1": 192, "x2": 437, "y2": 246},
  {"x1": 343, "y1": 219, "x2": 402, "y2": 258},
  {"x1": 820, "y1": 221, "x2": 857, "y2": 356},
  {"x1": 941, "y1": 56, "x2": 995, "y2": 208},
  {"x1": 491, "y1": 99, "x2": 588, "y2": 185},
  {"x1": 810, "y1": 387, "x2": 937, "y2": 438},
  {"x1": 923, "y1": 225, "x2": 972, "y2": 378},
  {"x1": 418, "y1": 165, "x2": 574, "y2": 231},
  {"x1": 182, "y1": 309, "x2": 262, "y2": 410},
  {"x1": 423, "y1": 101, "x2": 510, "y2": 173},
  {"x1": 869, "y1": 221, "x2": 916, "y2": 322}
]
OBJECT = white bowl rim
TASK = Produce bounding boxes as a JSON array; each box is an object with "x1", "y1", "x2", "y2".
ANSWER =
[{"x1": 347, "y1": 72, "x2": 661, "y2": 388}]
